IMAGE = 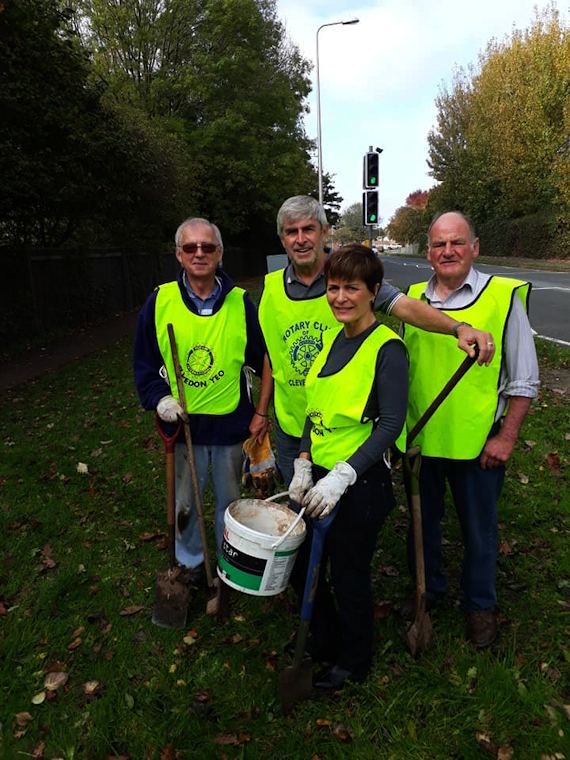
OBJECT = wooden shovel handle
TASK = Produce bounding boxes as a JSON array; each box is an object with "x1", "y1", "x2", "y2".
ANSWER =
[
  {"x1": 155, "y1": 413, "x2": 181, "y2": 568},
  {"x1": 406, "y1": 348, "x2": 479, "y2": 449},
  {"x1": 167, "y1": 323, "x2": 215, "y2": 589}
]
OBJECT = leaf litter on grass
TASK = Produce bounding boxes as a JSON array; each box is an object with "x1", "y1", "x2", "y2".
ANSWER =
[{"x1": 1, "y1": 335, "x2": 570, "y2": 759}]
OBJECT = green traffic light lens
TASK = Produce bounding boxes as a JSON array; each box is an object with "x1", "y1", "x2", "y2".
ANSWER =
[
  {"x1": 370, "y1": 214, "x2": 376, "y2": 222},
  {"x1": 371, "y1": 178, "x2": 377, "y2": 185}
]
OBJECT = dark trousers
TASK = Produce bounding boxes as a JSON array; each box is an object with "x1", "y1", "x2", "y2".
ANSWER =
[
  {"x1": 406, "y1": 450, "x2": 505, "y2": 611},
  {"x1": 290, "y1": 461, "x2": 395, "y2": 677}
]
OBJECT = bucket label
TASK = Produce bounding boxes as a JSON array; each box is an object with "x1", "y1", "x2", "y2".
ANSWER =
[{"x1": 219, "y1": 538, "x2": 267, "y2": 591}]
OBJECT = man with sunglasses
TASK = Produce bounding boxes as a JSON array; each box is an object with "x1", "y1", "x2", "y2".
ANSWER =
[{"x1": 134, "y1": 217, "x2": 265, "y2": 582}]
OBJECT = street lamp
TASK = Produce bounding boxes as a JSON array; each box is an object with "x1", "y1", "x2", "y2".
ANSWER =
[{"x1": 316, "y1": 18, "x2": 359, "y2": 207}]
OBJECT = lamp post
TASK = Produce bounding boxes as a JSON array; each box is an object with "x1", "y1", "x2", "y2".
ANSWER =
[{"x1": 316, "y1": 18, "x2": 359, "y2": 207}]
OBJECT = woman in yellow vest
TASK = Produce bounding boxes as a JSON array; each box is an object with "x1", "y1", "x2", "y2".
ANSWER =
[{"x1": 287, "y1": 244, "x2": 408, "y2": 690}]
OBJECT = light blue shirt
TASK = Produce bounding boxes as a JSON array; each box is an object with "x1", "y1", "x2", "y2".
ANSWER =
[
  {"x1": 423, "y1": 267, "x2": 539, "y2": 419},
  {"x1": 182, "y1": 273, "x2": 222, "y2": 315}
]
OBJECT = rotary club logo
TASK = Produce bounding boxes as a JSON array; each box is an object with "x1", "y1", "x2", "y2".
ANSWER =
[
  {"x1": 289, "y1": 331, "x2": 322, "y2": 377},
  {"x1": 186, "y1": 344, "x2": 214, "y2": 376}
]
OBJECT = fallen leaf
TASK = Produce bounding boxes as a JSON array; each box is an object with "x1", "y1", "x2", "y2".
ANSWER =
[
  {"x1": 524, "y1": 439, "x2": 536, "y2": 448},
  {"x1": 31, "y1": 740, "x2": 45, "y2": 758},
  {"x1": 331, "y1": 721, "x2": 354, "y2": 742},
  {"x1": 84, "y1": 680, "x2": 101, "y2": 697},
  {"x1": 140, "y1": 531, "x2": 165, "y2": 542},
  {"x1": 498, "y1": 745, "x2": 514, "y2": 759},
  {"x1": 476, "y1": 731, "x2": 498, "y2": 754},
  {"x1": 15, "y1": 712, "x2": 33, "y2": 728},
  {"x1": 160, "y1": 744, "x2": 175, "y2": 760},
  {"x1": 213, "y1": 733, "x2": 251, "y2": 746},
  {"x1": 76, "y1": 462, "x2": 89, "y2": 474},
  {"x1": 546, "y1": 452, "x2": 561, "y2": 470},
  {"x1": 316, "y1": 718, "x2": 332, "y2": 726},
  {"x1": 374, "y1": 600, "x2": 392, "y2": 619},
  {"x1": 44, "y1": 672, "x2": 68, "y2": 691},
  {"x1": 68, "y1": 638, "x2": 82, "y2": 651},
  {"x1": 31, "y1": 692, "x2": 46, "y2": 705},
  {"x1": 120, "y1": 605, "x2": 144, "y2": 616},
  {"x1": 499, "y1": 540, "x2": 512, "y2": 555},
  {"x1": 230, "y1": 633, "x2": 243, "y2": 644}
]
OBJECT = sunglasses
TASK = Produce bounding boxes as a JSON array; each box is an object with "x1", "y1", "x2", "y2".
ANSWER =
[{"x1": 180, "y1": 242, "x2": 218, "y2": 254}]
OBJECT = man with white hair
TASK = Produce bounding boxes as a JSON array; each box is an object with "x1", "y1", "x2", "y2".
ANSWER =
[{"x1": 134, "y1": 217, "x2": 265, "y2": 582}]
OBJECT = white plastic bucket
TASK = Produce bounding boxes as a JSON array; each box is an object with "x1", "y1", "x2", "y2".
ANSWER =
[{"x1": 217, "y1": 494, "x2": 306, "y2": 596}]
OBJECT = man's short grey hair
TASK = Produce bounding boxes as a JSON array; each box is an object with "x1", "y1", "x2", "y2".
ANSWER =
[
  {"x1": 428, "y1": 211, "x2": 477, "y2": 245},
  {"x1": 175, "y1": 217, "x2": 224, "y2": 254},
  {"x1": 277, "y1": 196, "x2": 328, "y2": 236}
]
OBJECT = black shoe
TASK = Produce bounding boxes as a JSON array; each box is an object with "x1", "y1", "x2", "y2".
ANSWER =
[
  {"x1": 189, "y1": 563, "x2": 205, "y2": 586},
  {"x1": 313, "y1": 664, "x2": 362, "y2": 691}
]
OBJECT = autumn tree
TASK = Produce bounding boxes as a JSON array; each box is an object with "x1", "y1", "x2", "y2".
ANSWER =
[
  {"x1": 406, "y1": 190, "x2": 430, "y2": 208},
  {"x1": 427, "y1": 5, "x2": 570, "y2": 234},
  {"x1": 387, "y1": 190, "x2": 430, "y2": 244}
]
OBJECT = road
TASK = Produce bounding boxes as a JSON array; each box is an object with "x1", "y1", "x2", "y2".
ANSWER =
[{"x1": 381, "y1": 255, "x2": 570, "y2": 347}]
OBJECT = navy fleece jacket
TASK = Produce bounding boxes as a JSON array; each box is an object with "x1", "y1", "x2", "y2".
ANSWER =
[{"x1": 133, "y1": 267, "x2": 264, "y2": 446}]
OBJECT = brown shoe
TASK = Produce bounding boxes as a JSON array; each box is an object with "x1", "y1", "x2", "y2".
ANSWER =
[{"x1": 466, "y1": 611, "x2": 497, "y2": 648}]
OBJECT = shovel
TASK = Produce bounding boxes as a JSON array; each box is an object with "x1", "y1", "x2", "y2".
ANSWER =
[
  {"x1": 167, "y1": 323, "x2": 221, "y2": 617},
  {"x1": 279, "y1": 509, "x2": 336, "y2": 713},
  {"x1": 152, "y1": 414, "x2": 190, "y2": 628},
  {"x1": 404, "y1": 349, "x2": 479, "y2": 655}
]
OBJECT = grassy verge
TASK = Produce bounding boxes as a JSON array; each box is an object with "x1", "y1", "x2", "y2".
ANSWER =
[{"x1": 1, "y1": 331, "x2": 569, "y2": 759}]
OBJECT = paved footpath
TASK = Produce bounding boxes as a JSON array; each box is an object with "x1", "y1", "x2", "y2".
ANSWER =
[{"x1": 0, "y1": 310, "x2": 140, "y2": 392}]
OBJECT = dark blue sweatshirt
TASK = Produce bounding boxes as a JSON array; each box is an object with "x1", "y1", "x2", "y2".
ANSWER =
[{"x1": 133, "y1": 267, "x2": 264, "y2": 446}]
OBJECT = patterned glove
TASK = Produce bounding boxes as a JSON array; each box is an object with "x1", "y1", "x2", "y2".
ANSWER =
[
  {"x1": 242, "y1": 433, "x2": 280, "y2": 498},
  {"x1": 157, "y1": 395, "x2": 185, "y2": 423},
  {"x1": 302, "y1": 461, "x2": 357, "y2": 519},
  {"x1": 288, "y1": 458, "x2": 314, "y2": 505}
]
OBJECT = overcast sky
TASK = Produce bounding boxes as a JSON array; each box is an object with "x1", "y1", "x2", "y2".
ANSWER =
[{"x1": 275, "y1": 0, "x2": 565, "y2": 226}]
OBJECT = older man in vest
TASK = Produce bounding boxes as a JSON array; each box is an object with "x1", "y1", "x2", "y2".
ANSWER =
[
  {"x1": 401, "y1": 211, "x2": 539, "y2": 647},
  {"x1": 134, "y1": 217, "x2": 265, "y2": 582}
]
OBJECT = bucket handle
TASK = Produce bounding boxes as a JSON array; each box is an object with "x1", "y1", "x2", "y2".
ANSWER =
[
  {"x1": 267, "y1": 490, "x2": 306, "y2": 550},
  {"x1": 264, "y1": 491, "x2": 289, "y2": 503}
]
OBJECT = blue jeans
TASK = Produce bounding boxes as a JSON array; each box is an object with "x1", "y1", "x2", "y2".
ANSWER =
[
  {"x1": 407, "y1": 454, "x2": 505, "y2": 611},
  {"x1": 174, "y1": 442, "x2": 242, "y2": 569}
]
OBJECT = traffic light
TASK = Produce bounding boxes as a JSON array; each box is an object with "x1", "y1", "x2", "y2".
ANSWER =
[
  {"x1": 363, "y1": 152, "x2": 379, "y2": 189},
  {"x1": 363, "y1": 190, "x2": 379, "y2": 225}
]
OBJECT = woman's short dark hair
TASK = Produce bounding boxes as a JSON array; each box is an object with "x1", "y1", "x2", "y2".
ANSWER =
[{"x1": 324, "y1": 244, "x2": 384, "y2": 295}]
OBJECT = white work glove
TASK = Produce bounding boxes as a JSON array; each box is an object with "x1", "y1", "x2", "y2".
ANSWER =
[
  {"x1": 157, "y1": 395, "x2": 185, "y2": 423},
  {"x1": 302, "y1": 461, "x2": 357, "y2": 520},
  {"x1": 288, "y1": 458, "x2": 314, "y2": 504}
]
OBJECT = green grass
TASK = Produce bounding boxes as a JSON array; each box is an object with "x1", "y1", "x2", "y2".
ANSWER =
[{"x1": 1, "y1": 330, "x2": 569, "y2": 760}]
